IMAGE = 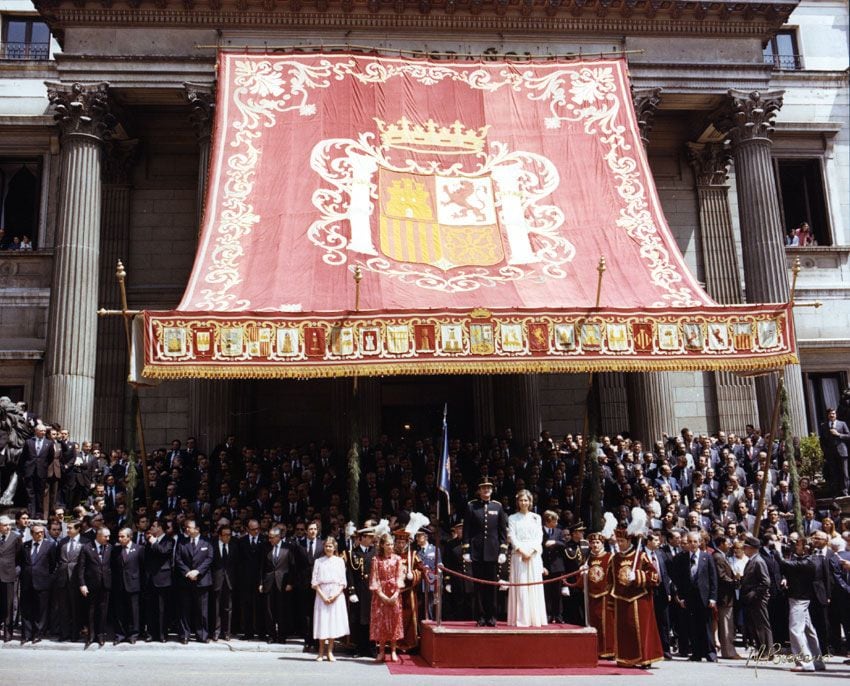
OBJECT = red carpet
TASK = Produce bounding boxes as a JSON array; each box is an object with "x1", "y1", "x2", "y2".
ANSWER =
[{"x1": 386, "y1": 653, "x2": 651, "y2": 676}]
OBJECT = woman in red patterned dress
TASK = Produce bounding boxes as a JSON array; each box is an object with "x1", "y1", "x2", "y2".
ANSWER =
[{"x1": 369, "y1": 533, "x2": 406, "y2": 662}]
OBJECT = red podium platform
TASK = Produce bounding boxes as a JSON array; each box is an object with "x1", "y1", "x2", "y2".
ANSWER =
[{"x1": 420, "y1": 621, "x2": 598, "y2": 668}]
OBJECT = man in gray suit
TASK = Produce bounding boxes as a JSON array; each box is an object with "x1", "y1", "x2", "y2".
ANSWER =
[
  {"x1": 739, "y1": 535, "x2": 773, "y2": 651},
  {"x1": 54, "y1": 520, "x2": 84, "y2": 642},
  {"x1": 819, "y1": 408, "x2": 850, "y2": 496},
  {"x1": 0, "y1": 514, "x2": 22, "y2": 642},
  {"x1": 260, "y1": 526, "x2": 295, "y2": 643}
]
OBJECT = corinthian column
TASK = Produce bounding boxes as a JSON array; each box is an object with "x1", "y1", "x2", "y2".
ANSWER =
[
  {"x1": 625, "y1": 87, "x2": 677, "y2": 443},
  {"x1": 185, "y1": 82, "x2": 215, "y2": 228},
  {"x1": 45, "y1": 83, "x2": 115, "y2": 442},
  {"x1": 183, "y1": 82, "x2": 237, "y2": 453},
  {"x1": 687, "y1": 141, "x2": 758, "y2": 433},
  {"x1": 714, "y1": 90, "x2": 806, "y2": 436},
  {"x1": 93, "y1": 140, "x2": 138, "y2": 448}
]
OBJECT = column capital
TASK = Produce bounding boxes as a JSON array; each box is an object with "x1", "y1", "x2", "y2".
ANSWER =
[
  {"x1": 714, "y1": 89, "x2": 783, "y2": 146},
  {"x1": 102, "y1": 139, "x2": 139, "y2": 186},
  {"x1": 47, "y1": 82, "x2": 115, "y2": 142},
  {"x1": 686, "y1": 141, "x2": 732, "y2": 187},
  {"x1": 631, "y1": 87, "x2": 662, "y2": 146},
  {"x1": 184, "y1": 82, "x2": 216, "y2": 141}
]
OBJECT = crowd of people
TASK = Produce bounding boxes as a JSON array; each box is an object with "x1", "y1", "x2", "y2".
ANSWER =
[
  {"x1": 0, "y1": 228, "x2": 34, "y2": 251},
  {"x1": 0, "y1": 399, "x2": 849, "y2": 671}
]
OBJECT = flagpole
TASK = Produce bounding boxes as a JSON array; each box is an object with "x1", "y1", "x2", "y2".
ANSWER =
[{"x1": 435, "y1": 403, "x2": 448, "y2": 626}]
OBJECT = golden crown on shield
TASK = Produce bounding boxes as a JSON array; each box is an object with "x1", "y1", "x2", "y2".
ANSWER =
[{"x1": 375, "y1": 116, "x2": 489, "y2": 155}]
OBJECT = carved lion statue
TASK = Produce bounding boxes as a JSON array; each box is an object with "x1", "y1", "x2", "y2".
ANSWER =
[{"x1": 0, "y1": 396, "x2": 34, "y2": 505}]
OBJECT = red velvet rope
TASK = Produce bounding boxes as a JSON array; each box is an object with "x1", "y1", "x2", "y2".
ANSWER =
[{"x1": 437, "y1": 563, "x2": 583, "y2": 587}]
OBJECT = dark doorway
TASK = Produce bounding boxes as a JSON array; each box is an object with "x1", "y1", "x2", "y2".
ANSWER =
[{"x1": 381, "y1": 375, "x2": 474, "y2": 444}]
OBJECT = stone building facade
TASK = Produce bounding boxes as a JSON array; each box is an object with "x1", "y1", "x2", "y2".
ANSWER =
[{"x1": 0, "y1": 0, "x2": 847, "y2": 452}]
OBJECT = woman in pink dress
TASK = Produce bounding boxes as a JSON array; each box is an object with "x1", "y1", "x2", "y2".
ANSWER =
[{"x1": 369, "y1": 533, "x2": 405, "y2": 662}]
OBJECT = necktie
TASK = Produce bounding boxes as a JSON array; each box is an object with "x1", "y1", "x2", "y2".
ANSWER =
[
  {"x1": 222, "y1": 543, "x2": 229, "y2": 561},
  {"x1": 193, "y1": 538, "x2": 197, "y2": 549},
  {"x1": 691, "y1": 554, "x2": 698, "y2": 579},
  {"x1": 309, "y1": 540, "x2": 314, "y2": 558},
  {"x1": 651, "y1": 552, "x2": 659, "y2": 573},
  {"x1": 33, "y1": 543, "x2": 39, "y2": 558},
  {"x1": 0, "y1": 535, "x2": 5, "y2": 545},
  {"x1": 274, "y1": 544, "x2": 279, "y2": 561},
  {"x1": 98, "y1": 545, "x2": 104, "y2": 559},
  {"x1": 123, "y1": 546, "x2": 129, "y2": 560}
]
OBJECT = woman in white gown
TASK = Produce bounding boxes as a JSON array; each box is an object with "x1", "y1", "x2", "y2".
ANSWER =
[
  {"x1": 311, "y1": 537, "x2": 349, "y2": 661},
  {"x1": 507, "y1": 489, "x2": 548, "y2": 627}
]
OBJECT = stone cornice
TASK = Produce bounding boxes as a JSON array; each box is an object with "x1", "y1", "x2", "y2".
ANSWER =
[{"x1": 35, "y1": 1, "x2": 798, "y2": 41}]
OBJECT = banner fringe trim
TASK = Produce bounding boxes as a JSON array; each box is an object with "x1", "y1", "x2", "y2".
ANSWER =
[{"x1": 142, "y1": 354, "x2": 798, "y2": 380}]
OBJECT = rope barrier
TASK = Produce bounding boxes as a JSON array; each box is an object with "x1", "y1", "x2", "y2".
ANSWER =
[{"x1": 437, "y1": 563, "x2": 583, "y2": 587}]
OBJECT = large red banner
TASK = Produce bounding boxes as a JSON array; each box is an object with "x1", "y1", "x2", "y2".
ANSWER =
[{"x1": 141, "y1": 53, "x2": 796, "y2": 378}]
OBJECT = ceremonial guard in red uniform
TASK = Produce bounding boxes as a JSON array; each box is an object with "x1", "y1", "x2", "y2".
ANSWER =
[
  {"x1": 585, "y1": 532, "x2": 615, "y2": 659},
  {"x1": 607, "y1": 527, "x2": 664, "y2": 668}
]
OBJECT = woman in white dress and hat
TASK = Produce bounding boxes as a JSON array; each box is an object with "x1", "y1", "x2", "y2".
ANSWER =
[{"x1": 507, "y1": 489, "x2": 547, "y2": 627}]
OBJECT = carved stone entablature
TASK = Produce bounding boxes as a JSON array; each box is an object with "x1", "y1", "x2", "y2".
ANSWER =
[
  {"x1": 102, "y1": 138, "x2": 139, "y2": 185},
  {"x1": 714, "y1": 89, "x2": 783, "y2": 147},
  {"x1": 184, "y1": 82, "x2": 215, "y2": 141},
  {"x1": 631, "y1": 86, "x2": 662, "y2": 146},
  {"x1": 686, "y1": 141, "x2": 731, "y2": 187},
  {"x1": 47, "y1": 82, "x2": 115, "y2": 142},
  {"x1": 33, "y1": 0, "x2": 798, "y2": 39}
]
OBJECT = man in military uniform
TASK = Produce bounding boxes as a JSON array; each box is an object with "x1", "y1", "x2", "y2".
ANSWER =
[
  {"x1": 462, "y1": 478, "x2": 508, "y2": 626},
  {"x1": 442, "y1": 522, "x2": 472, "y2": 620},
  {"x1": 562, "y1": 522, "x2": 589, "y2": 625},
  {"x1": 346, "y1": 526, "x2": 374, "y2": 656}
]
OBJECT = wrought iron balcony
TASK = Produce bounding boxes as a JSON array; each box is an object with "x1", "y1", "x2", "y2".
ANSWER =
[
  {"x1": 765, "y1": 53, "x2": 802, "y2": 70},
  {"x1": 1, "y1": 42, "x2": 50, "y2": 60}
]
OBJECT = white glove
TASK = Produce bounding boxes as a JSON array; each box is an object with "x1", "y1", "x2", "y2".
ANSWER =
[
  {"x1": 497, "y1": 554, "x2": 507, "y2": 565},
  {"x1": 499, "y1": 583, "x2": 508, "y2": 592},
  {"x1": 349, "y1": 594, "x2": 359, "y2": 604},
  {"x1": 561, "y1": 586, "x2": 570, "y2": 597},
  {"x1": 544, "y1": 540, "x2": 557, "y2": 547},
  {"x1": 626, "y1": 570, "x2": 636, "y2": 583},
  {"x1": 445, "y1": 583, "x2": 452, "y2": 594},
  {"x1": 406, "y1": 571, "x2": 414, "y2": 580},
  {"x1": 463, "y1": 554, "x2": 471, "y2": 563}
]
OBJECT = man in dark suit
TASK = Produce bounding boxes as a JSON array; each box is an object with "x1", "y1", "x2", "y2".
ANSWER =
[
  {"x1": 112, "y1": 527, "x2": 144, "y2": 644},
  {"x1": 260, "y1": 526, "x2": 295, "y2": 643},
  {"x1": 672, "y1": 531, "x2": 717, "y2": 661},
  {"x1": 739, "y1": 535, "x2": 773, "y2": 650},
  {"x1": 712, "y1": 536, "x2": 741, "y2": 659},
  {"x1": 540, "y1": 511, "x2": 565, "y2": 623},
  {"x1": 64, "y1": 441, "x2": 96, "y2": 509},
  {"x1": 19, "y1": 523, "x2": 55, "y2": 643},
  {"x1": 175, "y1": 519, "x2": 214, "y2": 643},
  {"x1": 76, "y1": 527, "x2": 113, "y2": 647},
  {"x1": 809, "y1": 530, "x2": 833, "y2": 655},
  {"x1": 54, "y1": 520, "x2": 84, "y2": 642},
  {"x1": 20, "y1": 424, "x2": 52, "y2": 517},
  {"x1": 819, "y1": 408, "x2": 850, "y2": 496},
  {"x1": 0, "y1": 515, "x2": 22, "y2": 642},
  {"x1": 211, "y1": 523, "x2": 238, "y2": 641},
  {"x1": 645, "y1": 531, "x2": 673, "y2": 659},
  {"x1": 462, "y1": 478, "x2": 508, "y2": 627},
  {"x1": 298, "y1": 521, "x2": 323, "y2": 650},
  {"x1": 143, "y1": 519, "x2": 173, "y2": 642},
  {"x1": 238, "y1": 519, "x2": 266, "y2": 640}
]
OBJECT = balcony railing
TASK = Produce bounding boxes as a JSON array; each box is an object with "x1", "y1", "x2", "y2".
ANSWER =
[
  {"x1": 1, "y1": 41, "x2": 50, "y2": 60},
  {"x1": 764, "y1": 53, "x2": 802, "y2": 70}
]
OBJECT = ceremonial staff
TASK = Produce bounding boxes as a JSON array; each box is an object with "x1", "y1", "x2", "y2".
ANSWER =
[
  {"x1": 576, "y1": 256, "x2": 606, "y2": 519},
  {"x1": 97, "y1": 260, "x2": 152, "y2": 513}
]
